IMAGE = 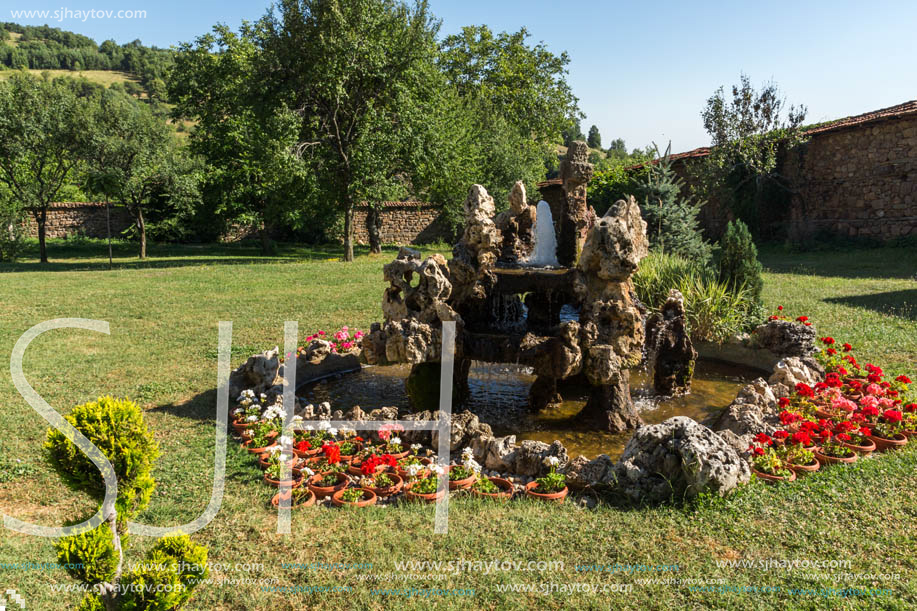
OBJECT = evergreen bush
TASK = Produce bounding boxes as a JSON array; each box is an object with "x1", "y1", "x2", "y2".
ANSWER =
[{"x1": 717, "y1": 219, "x2": 764, "y2": 304}]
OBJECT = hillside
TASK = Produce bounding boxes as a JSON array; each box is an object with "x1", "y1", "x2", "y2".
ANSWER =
[{"x1": 0, "y1": 68, "x2": 138, "y2": 87}]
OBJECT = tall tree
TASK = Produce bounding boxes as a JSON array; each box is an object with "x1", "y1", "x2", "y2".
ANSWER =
[
  {"x1": 0, "y1": 72, "x2": 92, "y2": 263},
  {"x1": 587, "y1": 124, "x2": 601, "y2": 149},
  {"x1": 260, "y1": 0, "x2": 439, "y2": 261},
  {"x1": 86, "y1": 89, "x2": 196, "y2": 258},
  {"x1": 170, "y1": 24, "x2": 309, "y2": 255},
  {"x1": 698, "y1": 73, "x2": 807, "y2": 232}
]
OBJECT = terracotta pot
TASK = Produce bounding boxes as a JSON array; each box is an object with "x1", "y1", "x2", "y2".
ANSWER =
[
  {"x1": 231, "y1": 420, "x2": 252, "y2": 435},
  {"x1": 244, "y1": 440, "x2": 278, "y2": 455},
  {"x1": 840, "y1": 438, "x2": 876, "y2": 455},
  {"x1": 471, "y1": 477, "x2": 514, "y2": 501},
  {"x1": 331, "y1": 487, "x2": 378, "y2": 508},
  {"x1": 336, "y1": 442, "x2": 364, "y2": 463},
  {"x1": 814, "y1": 408, "x2": 842, "y2": 421},
  {"x1": 263, "y1": 470, "x2": 304, "y2": 488},
  {"x1": 752, "y1": 467, "x2": 797, "y2": 483},
  {"x1": 292, "y1": 445, "x2": 322, "y2": 459},
  {"x1": 258, "y1": 452, "x2": 299, "y2": 470},
  {"x1": 788, "y1": 459, "x2": 820, "y2": 476},
  {"x1": 868, "y1": 433, "x2": 908, "y2": 452},
  {"x1": 271, "y1": 489, "x2": 315, "y2": 509},
  {"x1": 814, "y1": 447, "x2": 858, "y2": 465},
  {"x1": 903, "y1": 429, "x2": 917, "y2": 439},
  {"x1": 404, "y1": 481, "x2": 446, "y2": 503},
  {"x1": 347, "y1": 460, "x2": 388, "y2": 477},
  {"x1": 396, "y1": 457, "x2": 431, "y2": 480},
  {"x1": 307, "y1": 472, "x2": 349, "y2": 499},
  {"x1": 367, "y1": 473, "x2": 404, "y2": 498},
  {"x1": 524, "y1": 481, "x2": 568, "y2": 502},
  {"x1": 447, "y1": 465, "x2": 477, "y2": 491}
]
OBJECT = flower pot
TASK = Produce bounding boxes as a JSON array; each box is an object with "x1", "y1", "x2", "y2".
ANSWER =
[
  {"x1": 231, "y1": 420, "x2": 252, "y2": 435},
  {"x1": 271, "y1": 489, "x2": 315, "y2": 509},
  {"x1": 471, "y1": 477, "x2": 514, "y2": 501},
  {"x1": 524, "y1": 481, "x2": 568, "y2": 502},
  {"x1": 814, "y1": 408, "x2": 841, "y2": 421},
  {"x1": 263, "y1": 470, "x2": 304, "y2": 488},
  {"x1": 447, "y1": 465, "x2": 477, "y2": 491},
  {"x1": 367, "y1": 473, "x2": 403, "y2": 498},
  {"x1": 258, "y1": 452, "x2": 299, "y2": 470},
  {"x1": 840, "y1": 438, "x2": 876, "y2": 455},
  {"x1": 868, "y1": 433, "x2": 908, "y2": 452},
  {"x1": 244, "y1": 440, "x2": 279, "y2": 455},
  {"x1": 307, "y1": 472, "x2": 349, "y2": 499},
  {"x1": 903, "y1": 430, "x2": 917, "y2": 439},
  {"x1": 336, "y1": 442, "x2": 364, "y2": 463},
  {"x1": 814, "y1": 447, "x2": 858, "y2": 465},
  {"x1": 396, "y1": 457, "x2": 431, "y2": 480},
  {"x1": 788, "y1": 460, "x2": 820, "y2": 476},
  {"x1": 751, "y1": 467, "x2": 796, "y2": 483},
  {"x1": 331, "y1": 487, "x2": 378, "y2": 508},
  {"x1": 404, "y1": 481, "x2": 446, "y2": 503},
  {"x1": 347, "y1": 460, "x2": 387, "y2": 477},
  {"x1": 292, "y1": 445, "x2": 322, "y2": 459}
]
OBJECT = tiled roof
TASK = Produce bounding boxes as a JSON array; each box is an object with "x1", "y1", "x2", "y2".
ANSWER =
[
  {"x1": 802, "y1": 100, "x2": 917, "y2": 135},
  {"x1": 355, "y1": 201, "x2": 437, "y2": 208},
  {"x1": 536, "y1": 178, "x2": 563, "y2": 187}
]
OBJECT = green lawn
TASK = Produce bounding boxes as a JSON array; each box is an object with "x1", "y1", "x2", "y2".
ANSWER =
[{"x1": 0, "y1": 239, "x2": 915, "y2": 610}]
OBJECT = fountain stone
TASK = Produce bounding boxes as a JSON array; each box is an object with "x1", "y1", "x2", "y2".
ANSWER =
[{"x1": 363, "y1": 141, "x2": 654, "y2": 433}]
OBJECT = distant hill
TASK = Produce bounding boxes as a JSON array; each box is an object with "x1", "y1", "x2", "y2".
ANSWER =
[{"x1": 0, "y1": 22, "x2": 172, "y2": 99}]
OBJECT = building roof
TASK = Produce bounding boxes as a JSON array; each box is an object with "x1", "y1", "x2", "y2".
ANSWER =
[{"x1": 628, "y1": 99, "x2": 917, "y2": 169}]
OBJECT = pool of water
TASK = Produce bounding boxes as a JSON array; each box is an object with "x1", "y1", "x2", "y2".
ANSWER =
[{"x1": 298, "y1": 360, "x2": 754, "y2": 460}]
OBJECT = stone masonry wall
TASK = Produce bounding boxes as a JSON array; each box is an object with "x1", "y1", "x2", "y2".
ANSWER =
[
  {"x1": 352, "y1": 202, "x2": 450, "y2": 246},
  {"x1": 24, "y1": 202, "x2": 133, "y2": 238},
  {"x1": 783, "y1": 115, "x2": 917, "y2": 241}
]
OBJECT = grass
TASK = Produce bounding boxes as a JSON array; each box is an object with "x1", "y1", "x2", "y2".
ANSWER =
[
  {"x1": 0, "y1": 239, "x2": 915, "y2": 609},
  {"x1": 0, "y1": 68, "x2": 139, "y2": 87}
]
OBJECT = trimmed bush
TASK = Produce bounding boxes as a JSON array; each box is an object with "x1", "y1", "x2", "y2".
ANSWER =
[
  {"x1": 55, "y1": 524, "x2": 118, "y2": 584},
  {"x1": 45, "y1": 395, "x2": 159, "y2": 519},
  {"x1": 119, "y1": 533, "x2": 209, "y2": 611},
  {"x1": 717, "y1": 219, "x2": 764, "y2": 304}
]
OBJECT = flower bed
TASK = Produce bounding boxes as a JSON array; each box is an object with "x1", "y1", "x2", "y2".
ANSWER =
[{"x1": 750, "y1": 310, "x2": 915, "y2": 483}]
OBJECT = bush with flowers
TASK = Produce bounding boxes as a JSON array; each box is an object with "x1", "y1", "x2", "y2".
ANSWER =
[{"x1": 751, "y1": 309, "x2": 915, "y2": 481}]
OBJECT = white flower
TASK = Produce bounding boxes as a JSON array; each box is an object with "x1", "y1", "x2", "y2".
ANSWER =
[
  {"x1": 461, "y1": 447, "x2": 474, "y2": 460},
  {"x1": 410, "y1": 443, "x2": 422, "y2": 452},
  {"x1": 463, "y1": 457, "x2": 482, "y2": 473},
  {"x1": 246, "y1": 415, "x2": 258, "y2": 423},
  {"x1": 279, "y1": 435, "x2": 293, "y2": 447},
  {"x1": 266, "y1": 446, "x2": 282, "y2": 455},
  {"x1": 300, "y1": 467, "x2": 314, "y2": 478},
  {"x1": 328, "y1": 427, "x2": 338, "y2": 437},
  {"x1": 259, "y1": 393, "x2": 268, "y2": 402},
  {"x1": 305, "y1": 424, "x2": 314, "y2": 432},
  {"x1": 233, "y1": 408, "x2": 244, "y2": 416},
  {"x1": 390, "y1": 436, "x2": 401, "y2": 446},
  {"x1": 431, "y1": 464, "x2": 445, "y2": 477},
  {"x1": 318, "y1": 421, "x2": 330, "y2": 431},
  {"x1": 406, "y1": 464, "x2": 421, "y2": 477},
  {"x1": 292, "y1": 415, "x2": 303, "y2": 423},
  {"x1": 544, "y1": 456, "x2": 560, "y2": 467}
]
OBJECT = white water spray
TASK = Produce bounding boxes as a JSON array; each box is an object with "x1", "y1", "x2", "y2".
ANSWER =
[{"x1": 525, "y1": 200, "x2": 559, "y2": 267}]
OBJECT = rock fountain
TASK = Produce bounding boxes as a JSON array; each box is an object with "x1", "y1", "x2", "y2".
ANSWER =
[{"x1": 363, "y1": 142, "x2": 653, "y2": 433}]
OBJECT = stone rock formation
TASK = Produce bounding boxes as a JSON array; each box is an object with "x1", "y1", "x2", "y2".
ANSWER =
[
  {"x1": 768, "y1": 356, "x2": 825, "y2": 389},
  {"x1": 574, "y1": 196, "x2": 649, "y2": 432},
  {"x1": 644, "y1": 289, "x2": 697, "y2": 395},
  {"x1": 564, "y1": 453, "x2": 616, "y2": 489},
  {"x1": 612, "y1": 416, "x2": 751, "y2": 502},
  {"x1": 557, "y1": 141, "x2": 594, "y2": 266},
  {"x1": 753, "y1": 319, "x2": 817, "y2": 358},
  {"x1": 512, "y1": 440, "x2": 568, "y2": 477},
  {"x1": 449, "y1": 185, "x2": 501, "y2": 318},
  {"x1": 228, "y1": 347, "x2": 280, "y2": 398},
  {"x1": 495, "y1": 181, "x2": 536, "y2": 264},
  {"x1": 705, "y1": 378, "x2": 780, "y2": 438}
]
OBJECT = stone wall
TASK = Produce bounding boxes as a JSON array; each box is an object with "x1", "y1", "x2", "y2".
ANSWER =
[
  {"x1": 352, "y1": 202, "x2": 450, "y2": 246},
  {"x1": 784, "y1": 114, "x2": 917, "y2": 241},
  {"x1": 667, "y1": 106, "x2": 917, "y2": 243},
  {"x1": 24, "y1": 202, "x2": 133, "y2": 238}
]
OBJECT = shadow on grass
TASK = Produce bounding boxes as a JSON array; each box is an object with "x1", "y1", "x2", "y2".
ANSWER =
[
  {"x1": 824, "y1": 290, "x2": 917, "y2": 321},
  {"x1": 758, "y1": 244, "x2": 917, "y2": 280}
]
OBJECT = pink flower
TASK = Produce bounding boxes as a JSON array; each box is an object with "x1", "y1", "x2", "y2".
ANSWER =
[
  {"x1": 831, "y1": 396, "x2": 856, "y2": 413},
  {"x1": 859, "y1": 395, "x2": 879, "y2": 410},
  {"x1": 865, "y1": 383, "x2": 883, "y2": 397}
]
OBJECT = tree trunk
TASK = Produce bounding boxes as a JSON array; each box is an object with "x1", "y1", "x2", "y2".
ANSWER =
[
  {"x1": 343, "y1": 197, "x2": 354, "y2": 262},
  {"x1": 36, "y1": 208, "x2": 48, "y2": 264},
  {"x1": 259, "y1": 224, "x2": 271, "y2": 256},
  {"x1": 99, "y1": 498, "x2": 122, "y2": 611},
  {"x1": 135, "y1": 207, "x2": 146, "y2": 259},
  {"x1": 367, "y1": 205, "x2": 382, "y2": 255}
]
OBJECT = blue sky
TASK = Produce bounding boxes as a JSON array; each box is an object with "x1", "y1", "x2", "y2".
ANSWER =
[{"x1": 7, "y1": 0, "x2": 916, "y2": 151}]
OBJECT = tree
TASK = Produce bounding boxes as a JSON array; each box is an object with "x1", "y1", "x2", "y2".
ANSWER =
[
  {"x1": 698, "y1": 73, "x2": 807, "y2": 233},
  {"x1": 0, "y1": 72, "x2": 92, "y2": 263},
  {"x1": 86, "y1": 90, "x2": 196, "y2": 258},
  {"x1": 587, "y1": 124, "x2": 601, "y2": 149},
  {"x1": 634, "y1": 144, "x2": 712, "y2": 263},
  {"x1": 606, "y1": 137, "x2": 627, "y2": 158},
  {"x1": 717, "y1": 219, "x2": 763, "y2": 305},
  {"x1": 170, "y1": 24, "x2": 310, "y2": 255},
  {"x1": 260, "y1": 0, "x2": 440, "y2": 261},
  {"x1": 0, "y1": 185, "x2": 26, "y2": 261}
]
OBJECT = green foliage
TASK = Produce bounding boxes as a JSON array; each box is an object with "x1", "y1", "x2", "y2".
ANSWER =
[
  {"x1": 0, "y1": 186, "x2": 26, "y2": 261},
  {"x1": 633, "y1": 145, "x2": 712, "y2": 263},
  {"x1": 76, "y1": 594, "x2": 105, "y2": 611},
  {"x1": 45, "y1": 396, "x2": 159, "y2": 520},
  {"x1": 717, "y1": 219, "x2": 764, "y2": 304},
  {"x1": 119, "y1": 533, "x2": 209, "y2": 611},
  {"x1": 55, "y1": 524, "x2": 118, "y2": 584},
  {"x1": 634, "y1": 252, "x2": 762, "y2": 343},
  {"x1": 587, "y1": 124, "x2": 601, "y2": 149}
]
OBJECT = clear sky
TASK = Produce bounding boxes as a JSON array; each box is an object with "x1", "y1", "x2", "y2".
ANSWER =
[{"x1": 7, "y1": 0, "x2": 917, "y2": 152}]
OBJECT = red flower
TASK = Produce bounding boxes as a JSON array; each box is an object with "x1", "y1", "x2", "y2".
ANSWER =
[
  {"x1": 752, "y1": 447, "x2": 765, "y2": 456},
  {"x1": 796, "y1": 316, "x2": 809, "y2": 322},
  {"x1": 354, "y1": 436, "x2": 364, "y2": 443},
  {"x1": 778, "y1": 397, "x2": 791, "y2": 408},
  {"x1": 859, "y1": 427, "x2": 872, "y2": 437},
  {"x1": 836, "y1": 366, "x2": 848, "y2": 376},
  {"x1": 382, "y1": 453, "x2": 398, "y2": 468},
  {"x1": 820, "y1": 337, "x2": 835, "y2": 345},
  {"x1": 861, "y1": 405, "x2": 879, "y2": 417},
  {"x1": 819, "y1": 429, "x2": 832, "y2": 439},
  {"x1": 779, "y1": 410, "x2": 799, "y2": 425},
  {"x1": 906, "y1": 403, "x2": 917, "y2": 413},
  {"x1": 804, "y1": 322, "x2": 812, "y2": 326},
  {"x1": 360, "y1": 455, "x2": 381, "y2": 476},
  {"x1": 895, "y1": 375, "x2": 912, "y2": 384},
  {"x1": 882, "y1": 409, "x2": 903, "y2": 424},
  {"x1": 322, "y1": 442, "x2": 341, "y2": 464},
  {"x1": 777, "y1": 306, "x2": 784, "y2": 311},
  {"x1": 843, "y1": 343, "x2": 853, "y2": 351},
  {"x1": 795, "y1": 383, "x2": 815, "y2": 398},
  {"x1": 295, "y1": 439, "x2": 311, "y2": 453},
  {"x1": 754, "y1": 432, "x2": 773, "y2": 446},
  {"x1": 790, "y1": 431, "x2": 812, "y2": 446},
  {"x1": 867, "y1": 374, "x2": 882, "y2": 384},
  {"x1": 768, "y1": 315, "x2": 779, "y2": 321},
  {"x1": 773, "y1": 430, "x2": 789, "y2": 440},
  {"x1": 836, "y1": 433, "x2": 851, "y2": 442}
]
